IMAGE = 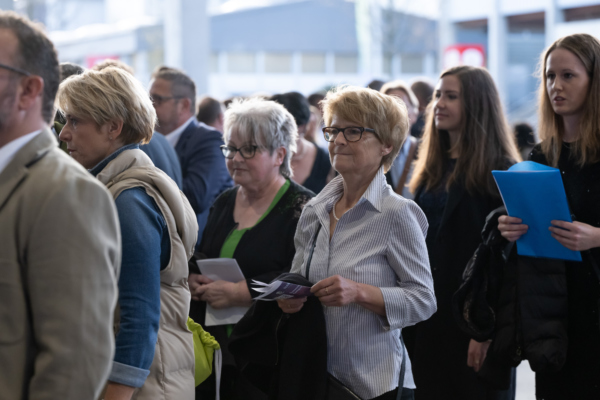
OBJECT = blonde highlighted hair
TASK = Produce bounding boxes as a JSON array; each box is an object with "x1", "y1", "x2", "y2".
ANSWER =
[
  {"x1": 56, "y1": 67, "x2": 156, "y2": 145},
  {"x1": 380, "y1": 80, "x2": 420, "y2": 109},
  {"x1": 409, "y1": 66, "x2": 520, "y2": 196},
  {"x1": 322, "y1": 85, "x2": 409, "y2": 173},
  {"x1": 538, "y1": 33, "x2": 600, "y2": 167}
]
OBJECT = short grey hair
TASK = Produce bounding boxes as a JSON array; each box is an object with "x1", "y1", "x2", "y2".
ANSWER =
[{"x1": 224, "y1": 98, "x2": 298, "y2": 178}]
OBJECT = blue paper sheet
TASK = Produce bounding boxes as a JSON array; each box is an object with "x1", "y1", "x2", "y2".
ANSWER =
[{"x1": 492, "y1": 161, "x2": 582, "y2": 262}]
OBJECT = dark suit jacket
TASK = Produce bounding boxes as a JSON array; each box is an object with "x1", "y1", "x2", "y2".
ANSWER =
[
  {"x1": 140, "y1": 132, "x2": 183, "y2": 188},
  {"x1": 174, "y1": 120, "x2": 233, "y2": 245}
]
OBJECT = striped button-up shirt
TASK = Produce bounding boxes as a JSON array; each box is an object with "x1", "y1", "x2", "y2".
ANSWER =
[{"x1": 291, "y1": 167, "x2": 437, "y2": 399}]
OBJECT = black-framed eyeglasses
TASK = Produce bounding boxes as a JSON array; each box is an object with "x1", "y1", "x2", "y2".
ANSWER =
[
  {"x1": 322, "y1": 126, "x2": 377, "y2": 142},
  {"x1": 150, "y1": 94, "x2": 182, "y2": 105},
  {"x1": 220, "y1": 144, "x2": 258, "y2": 159},
  {"x1": 0, "y1": 62, "x2": 31, "y2": 77}
]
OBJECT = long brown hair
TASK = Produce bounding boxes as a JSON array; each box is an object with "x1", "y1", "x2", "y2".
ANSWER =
[
  {"x1": 409, "y1": 66, "x2": 521, "y2": 196},
  {"x1": 538, "y1": 33, "x2": 600, "y2": 167}
]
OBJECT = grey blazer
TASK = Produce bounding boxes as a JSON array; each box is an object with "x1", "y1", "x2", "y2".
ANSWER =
[{"x1": 0, "y1": 129, "x2": 121, "y2": 400}]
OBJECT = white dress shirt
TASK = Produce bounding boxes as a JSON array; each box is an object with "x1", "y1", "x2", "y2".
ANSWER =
[
  {"x1": 0, "y1": 130, "x2": 42, "y2": 175},
  {"x1": 290, "y1": 166, "x2": 437, "y2": 399},
  {"x1": 164, "y1": 116, "x2": 196, "y2": 148}
]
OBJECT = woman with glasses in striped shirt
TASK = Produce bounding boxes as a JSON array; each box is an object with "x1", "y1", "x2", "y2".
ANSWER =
[{"x1": 279, "y1": 85, "x2": 437, "y2": 400}]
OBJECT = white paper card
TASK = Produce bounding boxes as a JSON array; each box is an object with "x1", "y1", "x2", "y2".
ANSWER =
[{"x1": 197, "y1": 258, "x2": 250, "y2": 326}]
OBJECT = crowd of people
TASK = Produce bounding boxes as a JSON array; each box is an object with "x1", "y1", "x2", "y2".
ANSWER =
[{"x1": 2, "y1": 9, "x2": 600, "y2": 400}]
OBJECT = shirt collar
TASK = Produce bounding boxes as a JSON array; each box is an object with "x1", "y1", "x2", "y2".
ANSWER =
[
  {"x1": 164, "y1": 116, "x2": 196, "y2": 148},
  {"x1": 89, "y1": 143, "x2": 139, "y2": 177},
  {"x1": 310, "y1": 166, "x2": 386, "y2": 213},
  {"x1": 0, "y1": 130, "x2": 42, "y2": 176}
]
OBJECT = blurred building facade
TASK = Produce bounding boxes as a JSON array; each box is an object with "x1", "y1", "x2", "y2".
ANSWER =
[
  {"x1": 5, "y1": 0, "x2": 438, "y2": 98},
  {"x1": 4, "y1": 0, "x2": 600, "y2": 118},
  {"x1": 441, "y1": 0, "x2": 600, "y2": 123}
]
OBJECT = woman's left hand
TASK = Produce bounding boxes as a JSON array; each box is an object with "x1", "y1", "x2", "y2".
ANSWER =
[
  {"x1": 311, "y1": 275, "x2": 361, "y2": 307},
  {"x1": 549, "y1": 220, "x2": 600, "y2": 251},
  {"x1": 467, "y1": 339, "x2": 491, "y2": 373},
  {"x1": 197, "y1": 280, "x2": 247, "y2": 309}
]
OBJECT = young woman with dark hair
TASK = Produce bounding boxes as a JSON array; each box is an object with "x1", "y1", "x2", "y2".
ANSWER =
[{"x1": 407, "y1": 65, "x2": 520, "y2": 400}]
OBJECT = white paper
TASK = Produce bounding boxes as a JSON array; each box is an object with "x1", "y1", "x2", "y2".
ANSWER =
[{"x1": 197, "y1": 258, "x2": 250, "y2": 326}]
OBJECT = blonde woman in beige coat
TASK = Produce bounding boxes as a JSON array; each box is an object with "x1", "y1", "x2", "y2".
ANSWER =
[{"x1": 58, "y1": 67, "x2": 198, "y2": 400}]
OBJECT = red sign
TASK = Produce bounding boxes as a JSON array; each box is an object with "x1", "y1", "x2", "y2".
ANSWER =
[
  {"x1": 443, "y1": 45, "x2": 485, "y2": 69},
  {"x1": 86, "y1": 55, "x2": 119, "y2": 69}
]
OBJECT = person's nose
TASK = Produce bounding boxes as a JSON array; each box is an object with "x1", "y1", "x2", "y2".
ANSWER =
[
  {"x1": 334, "y1": 131, "x2": 347, "y2": 146},
  {"x1": 232, "y1": 149, "x2": 245, "y2": 162},
  {"x1": 58, "y1": 125, "x2": 71, "y2": 142},
  {"x1": 552, "y1": 77, "x2": 563, "y2": 92}
]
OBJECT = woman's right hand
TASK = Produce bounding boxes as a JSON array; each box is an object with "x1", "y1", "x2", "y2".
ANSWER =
[
  {"x1": 277, "y1": 297, "x2": 307, "y2": 314},
  {"x1": 189, "y1": 273, "x2": 214, "y2": 301},
  {"x1": 498, "y1": 215, "x2": 529, "y2": 242}
]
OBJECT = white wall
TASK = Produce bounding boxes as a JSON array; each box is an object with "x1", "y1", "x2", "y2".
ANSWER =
[{"x1": 555, "y1": 19, "x2": 600, "y2": 40}]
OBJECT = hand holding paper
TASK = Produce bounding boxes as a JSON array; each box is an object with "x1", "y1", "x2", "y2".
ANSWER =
[
  {"x1": 498, "y1": 215, "x2": 528, "y2": 242},
  {"x1": 492, "y1": 161, "x2": 582, "y2": 261},
  {"x1": 549, "y1": 220, "x2": 600, "y2": 252},
  {"x1": 196, "y1": 258, "x2": 251, "y2": 326}
]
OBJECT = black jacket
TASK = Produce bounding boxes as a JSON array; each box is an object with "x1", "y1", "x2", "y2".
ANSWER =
[
  {"x1": 453, "y1": 207, "x2": 568, "y2": 389},
  {"x1": 189, "y1": 180, "x2": 314, "y2": 365},
  {"x1": 229, "y1": 273, "x2": 328, "y2": 400}
]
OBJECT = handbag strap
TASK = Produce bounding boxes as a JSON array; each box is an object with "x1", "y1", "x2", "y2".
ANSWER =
[
  {"x1": 396, "y1": 333, "x2": 406, "y2": 400},
  {"x1": 304, "y1": 224, "x2": 322, "y2": 280}
]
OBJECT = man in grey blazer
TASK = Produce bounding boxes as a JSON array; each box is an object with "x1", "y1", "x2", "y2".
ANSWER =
[{"x1": 0, "y1": 11, "x2": 121, "y2": 400}]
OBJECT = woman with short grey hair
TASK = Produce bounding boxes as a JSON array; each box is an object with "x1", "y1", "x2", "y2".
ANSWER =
[{"x1": 188, "y1": 97, "x2": 314, "y2": 400}]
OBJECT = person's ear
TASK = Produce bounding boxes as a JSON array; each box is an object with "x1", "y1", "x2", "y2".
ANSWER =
[
  {"x1": 275, "y1": 147, "x2": 286, "y2": 167},
  {"x1": 17, "y1": 76, "x2": 44, "y2": 112},
  {"x1": 107, "y1": 120, "x2": 124, "y2": 141},
  {"x1": 179, "y1": 97, "x2": 192, "y2": 114},
  {"x1": 381, "y1": 142, "x2": 393, "y2": 157}
]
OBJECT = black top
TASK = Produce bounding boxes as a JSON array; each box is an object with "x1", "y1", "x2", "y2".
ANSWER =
[
  {"x1": 418, "y1": 159, "x2": 456, "y2": 253},
  {"x1": 189, "y1": 180, "x2": 314, "y2": 366},
  {"x1": 529, "y1": 144, "x2": 600, "y2": 398},
  {"x1": 302, "y1": 142, "x2": 331, "y2": 194},
  {"x1": 410, "y1": 167, "x2": 508, "y2": 400}
]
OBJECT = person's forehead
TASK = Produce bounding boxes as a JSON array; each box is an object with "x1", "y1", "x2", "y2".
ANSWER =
[
  {"x1": 0, "y1": 29, "x2": 19, "y2": 66},
  {"x1": 149, "y1": 78, "x2": 172, "y2": 94},
  {"x1": 547, "y1": 48, "x2": 584, "y2": 70}
]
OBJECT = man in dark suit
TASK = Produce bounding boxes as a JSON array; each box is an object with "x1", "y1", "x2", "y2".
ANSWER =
[
  {"x1": 149, "y1": 66, "x2": 232, "y2": 246},
  {"x1": 140, "y1": 131, "x2": 183, "y2": 188}
]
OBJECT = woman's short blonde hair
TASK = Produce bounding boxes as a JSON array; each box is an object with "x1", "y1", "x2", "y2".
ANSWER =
[
  {"x1": 322, "y1": 85, "x2": 409, "y2": 172},
  {"x1": 224, "y1": 97, "x2": 298, "y2": 178},
  {"x1": 56, "y1": 67, "x2": 156, "y2": 145}
]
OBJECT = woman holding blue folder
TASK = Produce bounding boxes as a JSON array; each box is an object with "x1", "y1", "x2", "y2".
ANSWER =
[
  {"x1": 499, "y1": 33, "x2": 600, "y2": 399},
  {"x1": 406, "y1": 66, "x2": 521, "y2": 400}
]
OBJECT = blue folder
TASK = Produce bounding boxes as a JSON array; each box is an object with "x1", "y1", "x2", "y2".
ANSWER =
[{"x1": 492, "y1": 161, "x2": 582, "y2": 262}]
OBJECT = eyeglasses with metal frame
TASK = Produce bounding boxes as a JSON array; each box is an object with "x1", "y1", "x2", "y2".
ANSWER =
[
  {"x1": 322, "y1": 126, "x2": 377, "y2": 142},
  {"x1": 150, "y1": 94, "x2": 183, "y2": 105},
  {"x1": 220, "y1": 144, "x2": 259, "y2": 159},
  {"x1": 0, "y1": 63, "x2": 31, "y2": 77}
]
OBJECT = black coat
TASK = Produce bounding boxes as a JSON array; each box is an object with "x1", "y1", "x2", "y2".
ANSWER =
[
  {"x1": 229, "y1": 273, "x2": 328, "y2": 400},
  {"x1": 453, "y1": 207, "x2": 569, "y2": 390},
  {"x1": 409, "y1": 183, "x2": 508, "y2": 400}
]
